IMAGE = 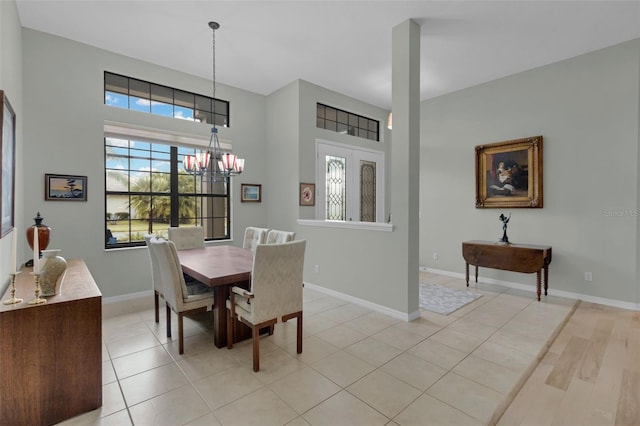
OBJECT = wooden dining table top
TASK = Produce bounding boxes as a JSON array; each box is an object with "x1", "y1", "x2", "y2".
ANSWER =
[{"x1": 176, "y1": 245, "x2": 253, "y2": 287}]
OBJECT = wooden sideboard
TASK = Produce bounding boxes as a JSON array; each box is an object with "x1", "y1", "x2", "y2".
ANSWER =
[
  {"x1": 0, "y1": 259, "x2": 102, "y2": 425},
  {"x1": 462, "y1": 240, "x2": 552, "y2": 301}
]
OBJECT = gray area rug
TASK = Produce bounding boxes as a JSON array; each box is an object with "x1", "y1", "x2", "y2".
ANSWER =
[{"x1": 419, "y1": 282, "x2": 482, "y2": 315}]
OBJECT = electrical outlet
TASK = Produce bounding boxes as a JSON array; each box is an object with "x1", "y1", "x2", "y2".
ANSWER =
[
  {"x1": 584, "y1": 272, "x2": 592, "y2": 282},
  {"x1": 314, "y1": 265, "x2": 320, "y2": 273},
  {"x1": 432, "y1": 252, "x2": 438, "y2": 260}
]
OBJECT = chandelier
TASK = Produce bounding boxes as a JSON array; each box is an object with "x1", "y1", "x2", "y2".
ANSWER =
[{"x1": 183, "y1": 21, "x2": 244, "y2": 180}]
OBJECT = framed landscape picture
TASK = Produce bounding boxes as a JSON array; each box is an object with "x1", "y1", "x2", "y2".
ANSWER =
[
  {"x1": 1, "y1": 90, "x2": 16, "y2": 237},
  {"x1": 45, "y1": 174, "x2": 87, "y2": 201},
  {"x1": 241, "y1": 183, "x2": 262, "y2": 202},
  {"x1": 475, "y1": 136, "x2": 543, "y2": 208}
]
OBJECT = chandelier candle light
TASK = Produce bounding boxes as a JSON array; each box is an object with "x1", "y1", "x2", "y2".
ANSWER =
[{"x1": 183, "y1": 21, "x2": 244, "y2": 180}]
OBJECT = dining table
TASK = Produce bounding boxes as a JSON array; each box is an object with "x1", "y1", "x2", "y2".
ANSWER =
[{"x1": 177, "y1": 245, "x2": 253, "y2": 348}]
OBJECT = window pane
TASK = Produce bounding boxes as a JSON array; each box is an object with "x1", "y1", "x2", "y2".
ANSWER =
[
  {"x1": 150, "y1": 172, "x2": 170, "y2": 193},
  {"x1": 150, "y1": 84, "x2": 172, "y2": 104},
  {"x1": 195, "y1": 95, "x2": 212, "y2": 113},
  {"x1": 178, "y1": 196, "x2": 200, "y2": 223},
  {"x1": 105, "y1": 91, "x2": 128, "y2": 108},
  {"x1": 325, "y1": 155, "x2": 346, "y2": 221},
  {"x1": 151, "y1": 158, "x2": 171, "y2": 173},
  {"x1": 174, "y1": 105, "x2": 194, "y2": 121},
  {"x1": 337, "y1": 110, "x2": 348, "y2": 125},
  {"x1": 129, "y1": 219, "x2": 148, "y2": 242},
  {"x1": 174, "y1": 90, "x2": 194, "y2": 108},
  {"x1": 106, "y1": 170, "x2": 129, "y2": 191},
  {"x1": 360, "y1": 160, "x2": 376, "y2": 222},
  {"x1": 151, "y1": 102, "x2": 173, "y2": 117},
  {"x1": 130, "y1": 96, "x2": 151, "y2": 113},
  {"x1": 213, "y1": 100, "x2": 228, "y2": 116},
  {"x1": 105, "y1": 73, "x2": 128, "y2": 95},
  {"x1": 150, "y1": 195, "x2": 170, "y2": 220},
  {"x1": 325, "y1": 107, "x2": 337, "y2": 122},
  {"x1": 129, "y1": 79, "x2": 150, "y2": 99},
  {"x1": 317, "y1": 104, "x2": 325, "y2": 119}
]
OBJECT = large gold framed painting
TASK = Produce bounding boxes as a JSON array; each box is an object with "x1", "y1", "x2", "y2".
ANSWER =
[{"x1": 475, "y1": 136, "x2": 543, "y2": 208}]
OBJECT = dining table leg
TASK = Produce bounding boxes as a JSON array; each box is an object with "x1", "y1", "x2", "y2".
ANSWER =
[{"x1": 213, "y1": 286, "x2": 229, "y2": 348}]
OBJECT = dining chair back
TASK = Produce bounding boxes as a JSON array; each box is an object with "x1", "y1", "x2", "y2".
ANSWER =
[
  {"x1": 168, "y1": 226, "x2": 205, "y2": 250},
  {"x1": 265, "y1": 229, "x2": 296, "y2": 244},
  {"x1": 150, "y1": 238, "x2": 214, "y2": 354},
  {"x1": 227, "y1": 239, "x2": 306, "y2": 371},
  {"x1": 144, "y1": 234, "x2": 164, "y2": 323},
  {"x1": 242, "y1": 226, "x2": 269, "y2": 250}
]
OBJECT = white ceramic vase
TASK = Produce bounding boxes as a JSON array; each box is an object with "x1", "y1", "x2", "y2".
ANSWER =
[{"x1": 39, "y1": 249, "x2": 67, "y2": 297}]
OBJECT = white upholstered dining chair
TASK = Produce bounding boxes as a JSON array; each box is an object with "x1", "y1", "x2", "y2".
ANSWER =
[
  {"x1": 149, "y1": 237, "x2": 214, "y2": 354},
  {"x1": 226, "y1": 239, "x2": 306, "y2": 372},
  {"x1": 168, "y1": 226, "x2": 205, "y2": 250},
  {"x1": 265, "y1": 229, "x2": 296, "y2": 244},
  {"x1": 242, "y1": 226, "x2": 269, "y2": 250}
]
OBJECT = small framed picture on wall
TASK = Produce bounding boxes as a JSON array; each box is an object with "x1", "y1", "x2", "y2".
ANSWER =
[
  {"x1": 45, "y1": 174, "x2": 87, "y2": 201},
  {"x1": 241, "y1": 184, "x2": 262, "y2": 202},
  {"x1": 299, "y1": 182, "x2": 315, "y2": 206}
]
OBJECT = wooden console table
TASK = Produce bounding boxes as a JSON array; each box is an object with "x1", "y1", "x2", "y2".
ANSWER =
[
  {"x1": 0, "y1": 259, "x2": 102, "y2": 425},
  {"x1": 462, "y1": 240, "x2": 552, "y2": 301}
]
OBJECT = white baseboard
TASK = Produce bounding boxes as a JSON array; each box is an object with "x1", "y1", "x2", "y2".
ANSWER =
[
  {"x1": 303, "y1": 282, "x2": 421, "y2": 322},
  {"x1": 103, "y1": 289, "x2": 152, "y2": 304},
  {"x1": 421, "y1": 266, "x2": 640, "y2": 312}
]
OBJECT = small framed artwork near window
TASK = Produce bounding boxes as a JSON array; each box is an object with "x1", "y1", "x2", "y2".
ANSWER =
[
  {"x1": 475, "y1": 135, "x2": 543, "y2": 208},
  {"x1": 299, "y1": 182, "x2": 315, "y2": 206},
  {"x1": 241, "y1": 184, "x2": 262, "y2": 202},
  {"x1": 1, "y1": 90, "x2": 16, "y2": 237},
  {"x1": 45, "y1": 174, "x2": 87, "y2": 201}
]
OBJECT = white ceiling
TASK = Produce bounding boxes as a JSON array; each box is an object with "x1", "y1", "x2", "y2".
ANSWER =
[{"x1": 15, "y1": 1, "x2": 640, "y2": 110}]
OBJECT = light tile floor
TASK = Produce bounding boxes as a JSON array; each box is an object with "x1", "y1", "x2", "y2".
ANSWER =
[{"x1": 59, "y1": 272, "x2": 578, "y2": 426}]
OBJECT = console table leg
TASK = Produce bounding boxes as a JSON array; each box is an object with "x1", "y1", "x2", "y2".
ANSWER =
[
  {"x1": 544, "y1": 265, "x2": 549, "y2": 295},
  {"x1": 536, "y1": 271, "x2": 542, "y2": 301},
  {"x1": 465, "y1": 263, "x2": 469, "y2": 287},
  {"x1": 475, "y1": 266, "x2": 478, "y2": 283}
]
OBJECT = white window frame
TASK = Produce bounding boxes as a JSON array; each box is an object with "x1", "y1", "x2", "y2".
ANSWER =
[{"x1": 315, "y1": 139, "x2": 385, "y2": 223}]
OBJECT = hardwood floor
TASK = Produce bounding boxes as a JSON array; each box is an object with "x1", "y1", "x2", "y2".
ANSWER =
[{"x1": 497, "y1": 301, "x2": 640, "y2": 426}]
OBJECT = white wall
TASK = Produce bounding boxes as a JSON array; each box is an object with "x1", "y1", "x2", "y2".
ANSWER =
[
  {"x1": 421, "y1": 39, "x2": 640, "y2": 304},
  {"x1": 0, "y1": 0, "x2": 24, "y2": 295},
  {"x1": 22, "y1": 29, "x2": 267, "y2": 298}
]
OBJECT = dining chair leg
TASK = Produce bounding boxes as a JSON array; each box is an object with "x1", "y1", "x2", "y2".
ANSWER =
[
  {"x1": 296, "y1": 312, "x2": 303, "y2": 354},
  {"x1": 226, "y1": 308, "x2": 234, "y2": 349},
  {"x1": 166, "y1": 303, "x2": 172, "y2": 338},
  {"x1": 154, "y1": 291, "x2": 159, "y2": 323},
  {"x1": 178, "y1": 313, "x2": 184, "y2": 354},
  {"x1": 252, "y1": 325, "x2": 260, "y2": 372}
]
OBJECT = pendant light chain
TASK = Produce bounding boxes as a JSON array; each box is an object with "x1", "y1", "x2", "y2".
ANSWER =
[{"x1": 211, "y1": 21, "x2": 216, "y2": 129}]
